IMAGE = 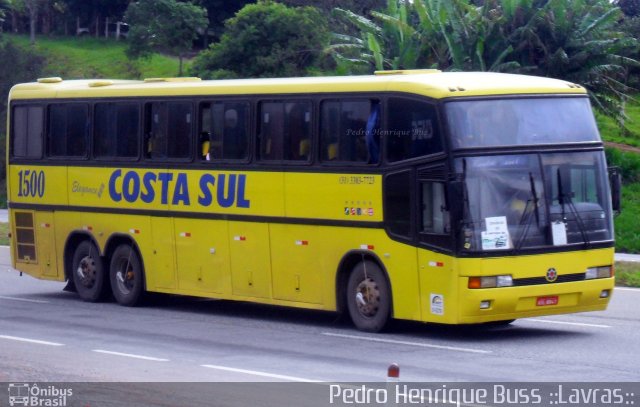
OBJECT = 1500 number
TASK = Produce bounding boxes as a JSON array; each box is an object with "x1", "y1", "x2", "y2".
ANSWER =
[{"x1": 17, "y1": 170, "x2": 45, "y2": 198}]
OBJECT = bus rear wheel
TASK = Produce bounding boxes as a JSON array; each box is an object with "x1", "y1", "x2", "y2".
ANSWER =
[
  {"x1": 71, "y1": 240, "x2": 107, "y2": 302},
  {"x1": 346, "y1": 261, "x2": 391, "y2": 332},
  {"x1": 110, "y1": 244, "x2": 144, "y2": 306}
]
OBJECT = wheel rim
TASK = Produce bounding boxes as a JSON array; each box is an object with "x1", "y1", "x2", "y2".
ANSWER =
[
  {"x1": 114, "y1": 257, "x2": 135, "y2": 295},
  {"x1": 76, "y1": 255, "x2": 97, "y2": 288},
  {"x1": 354, "y1": 277, "x2": 380, "y2": 318}
]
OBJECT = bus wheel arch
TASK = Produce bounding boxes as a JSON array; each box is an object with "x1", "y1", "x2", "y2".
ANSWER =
[
  {"x1": 105, "y1": 235, "x2": 146, "y2": 306},
  {"x1": 336, "y1": 251, "x2": 393, "y2": 332},
  {"x1": 64, "y1": 232, "x2": 108, "y2": 302}
]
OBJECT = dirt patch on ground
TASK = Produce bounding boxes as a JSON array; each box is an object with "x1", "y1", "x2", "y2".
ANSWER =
[{"x1": 605, "y1": 141, "x2": 640, "y2": 154}]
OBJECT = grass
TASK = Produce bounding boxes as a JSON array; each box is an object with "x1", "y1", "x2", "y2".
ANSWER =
[
  {"x1": 596, "y1": 99, "x2": 640, "y2": 148},
  {"x1": 614, "y1": 183, "x2": 640, "y2": 253},
  {"x1": 0, "y1": 222, "x2": 8, "y2": 246},
  {"x1": 8, "y1": 34, "x2": 184, "y2": 79},
  {"x1": 615, "y1": 261, "x2": 640, "y2": 287}
]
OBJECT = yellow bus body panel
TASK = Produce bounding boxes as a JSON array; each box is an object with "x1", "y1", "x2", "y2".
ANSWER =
[{"x1": 7, "y1": 72, "x2": 612, "y2": 326}]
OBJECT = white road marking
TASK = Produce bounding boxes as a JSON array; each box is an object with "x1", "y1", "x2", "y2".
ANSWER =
[
  {"x1": 614, "y1": 287, "x2": 640, "y2": 292},
  {"x1": 0, "y1": 295, "x2": 49, "y2": 304},
  {"x1": 92, "y1": 349, "x2": 169, "y2": 362},
  {"x1": 0, "y1": 335, "x2": 64, "y2": 346},
  {"x1": 201, "y1": 364, "x2": 320, "y2": 382},
  {"x1": 527, "y1": 319, "x2": 611, "y2": 328},
  {"x1": 322, "y1": 332, "x2": 491, "y2": 354}
]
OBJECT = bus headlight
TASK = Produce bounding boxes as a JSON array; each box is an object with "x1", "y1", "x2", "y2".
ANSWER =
[
  {"x1": 585, "y1": 266, "x2": 612, "y2": 279},
  {"x1": 468, "y1": 275, "x2": 513, "y2": 289}
]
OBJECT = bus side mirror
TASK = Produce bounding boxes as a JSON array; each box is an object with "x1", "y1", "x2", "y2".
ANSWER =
[{"x1": 608, "y1": 166, "x2": 622, "y2": 214}]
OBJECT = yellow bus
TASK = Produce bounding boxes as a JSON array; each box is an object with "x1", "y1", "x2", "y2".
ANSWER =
[{"x1": 7, "y1": 71, "x2": 620, "y2": 332}]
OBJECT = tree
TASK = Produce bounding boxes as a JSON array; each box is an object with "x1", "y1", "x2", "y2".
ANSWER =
[
  {"x1": 616, "y1": 0, "x2": 640, "y2": 17},
  {"x1": 0, "y1": 0, "x2": 9, "y2": 26},
  {"x1": 192, "y1": 0, "x2": 253, "y2": 42},
  {"x1": 124, "y1": 0, "x2": 208, "y2": 76},
  {"x1": 0, "y1": 40, "x2": 45, "y2": 179},
  {"x1": 190, "y1": 1, "x2": 330, "y2": 79},
  {"x1": 331, "y1": 0, "x2": 639, "y2": 126},
  {"x1": 22, "y1": 0, "x2": 48, "y2": 44}
]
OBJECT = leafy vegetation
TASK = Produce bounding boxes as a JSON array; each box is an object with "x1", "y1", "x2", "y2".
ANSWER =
[
  {"x1": 331, "y1": 0, "x2": 640, "y2": 126},
  {"x1": 613, "y1": 182, "x2": 640, "y2": 253},
  {"x1": 0, "y1": 38, "x2": 45, "y2": 191},
  {"x1": 190, "y1": 1, "x2": 330, "y2": 79},
  {"x1": 615, "y1": 261, "x2": 640, "y2": 287},
  {"x1": 125, "y1": 0, "x2": 208, "y2": 76},
  {"x1": 0, "y1": 221, "x2": 8, "y2": 246},
  {"x1": 8, "y1": 34, "x2": 182, "y2": 78}
]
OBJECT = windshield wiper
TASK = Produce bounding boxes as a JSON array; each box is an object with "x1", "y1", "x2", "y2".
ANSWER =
[
  {"x1": 557, "y1": 168, "x2": 591, "y2": 247},
  {"x1": 515, "y1": 172, "x2": 541, "y2": 251}
]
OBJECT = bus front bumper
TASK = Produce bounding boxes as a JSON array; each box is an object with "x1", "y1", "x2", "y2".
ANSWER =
[{"x1": 457, "y1": 277, "x2": 614, "y2": 324}]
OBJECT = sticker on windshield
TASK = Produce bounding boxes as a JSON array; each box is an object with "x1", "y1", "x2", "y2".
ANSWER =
[
  {"x1": 485, "y1": 216, "x2": 508, "y2": 233},
  {"x1": 482, "y1": 216, "x2": 512, "y2": 250},
  {"x1": 552, "y1": 221, "x2": 568, "y2": 246},
  {"x1": 481, "y1": 231, "x2": 511, "y2": 250}
]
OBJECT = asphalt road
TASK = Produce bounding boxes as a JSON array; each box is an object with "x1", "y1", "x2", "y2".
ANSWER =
[{"x1": 1, "y1": 245, "x2": 638, "y2": 385}]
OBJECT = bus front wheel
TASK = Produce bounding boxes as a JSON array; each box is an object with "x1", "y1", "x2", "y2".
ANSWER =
[
  {"x1": 346, "y1": 261, "x2": 391, "y2": 332},
  {"x1": 109, "y1": 245, "x2": 144, "y2": 306},
  {"x1": 71, "y1": 241, "x2": 107, "y2": 302}
]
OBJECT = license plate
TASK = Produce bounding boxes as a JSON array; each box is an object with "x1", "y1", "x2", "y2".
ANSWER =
[{"x1": 536, "y1": 296, "x2": 559, "y2": 306}]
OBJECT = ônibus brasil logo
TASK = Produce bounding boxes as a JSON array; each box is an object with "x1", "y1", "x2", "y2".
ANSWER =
[{"x1": 8, "y1": 383, "x2": 73, "y2": 407}]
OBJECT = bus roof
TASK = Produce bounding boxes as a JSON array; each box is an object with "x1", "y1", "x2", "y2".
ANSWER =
[{"x1": 8, "y1": 71, "x2": 587, "y2": 101}]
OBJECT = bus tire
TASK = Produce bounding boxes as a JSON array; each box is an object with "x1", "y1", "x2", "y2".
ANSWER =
[
  {"x1": 110, "y1": 244, "x2": 144, "y2": 306},
  {"x1": 346, "y1": 261, "x2": 391, "y2": 332},
  {"x1": 71, "y1": 240, "x2": 107, "y2": 302}
]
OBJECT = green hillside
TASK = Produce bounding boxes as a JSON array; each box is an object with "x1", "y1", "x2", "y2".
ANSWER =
[{"x1": 9, "y1": 34, "x2": 183, "y2": 79}]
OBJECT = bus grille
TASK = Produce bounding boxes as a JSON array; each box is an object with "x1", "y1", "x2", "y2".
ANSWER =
[
  {"x1": 14, "y1": 212, "x2": 37, "y2": 262},
  {"x1": 512, "y1": 273, "x2": 585, "y2": 286}
]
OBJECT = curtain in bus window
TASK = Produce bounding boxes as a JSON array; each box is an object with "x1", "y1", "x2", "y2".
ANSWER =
[
  {"x1": 285, "y1": 102, "x2": 311, "y2": 161},
  {"x1": 387, "y1": 98, "x2": 442, "y2": 162},
  {"x1": 146, "y1": 103, "x2": 166, "y2": 158},
  {"x1": 49, "y1": 104, "x2": 88, "y2": 157},
  {"x1": 259, "y1": 102, "x2": 285, "y2": 160},
  {"x1": 12, "y1": 106, "x2": 43, "y2": 158},
  {"x1": 220, "y1": 103, "x2": 249, "y2": 160},
  {"x1": 167, "y1": 102, "x2": 192, "y2": 159}
]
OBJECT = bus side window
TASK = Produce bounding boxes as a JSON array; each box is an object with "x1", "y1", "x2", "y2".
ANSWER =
[
  {"x1": 145, "y1": 102, "x2": 192, "y2": 160},
  {"x1": 49, "y1": 103, "x2": 89, "y2": 158},
  {"x1": 259, "y1": 102, "x2": 284, "y2": 161},
  {"x1": 201, "y1": 102, "x2": 249, "y2": 161},
  {"x1": 320, "y1": 99, "x2": 378, "y2": 164},
  {"x1": 386, "y1": 98, "x2": 442, "y2": 162},
  {"x1": 384, "y1": 170, "x2": 412, "y2": 238},
  {"x1": 257, "y1": 100, "x2": 311, "y2": 162},
  {"x1": 94, "y1": 103, "x2": 139, "y2": 159},
  {"x1": 421, "y1": 181, "x2": 449, "y2": 234},
  {"x1": 12, "y1": 105, "x2": 43, "y2": 158}
]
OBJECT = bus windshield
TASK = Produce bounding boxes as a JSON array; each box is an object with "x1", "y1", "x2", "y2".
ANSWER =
[
  {"x1": 455, "y1": 152, "x2": 613, "y2": 253},
  {"x1": 446, "y1": 97, "x2": 600, "y2": 149}
]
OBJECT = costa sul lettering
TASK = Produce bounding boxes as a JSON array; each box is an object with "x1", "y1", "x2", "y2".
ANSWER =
[{"x1": 108, "y1": 170, "x2": 250, "y2": 209}]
